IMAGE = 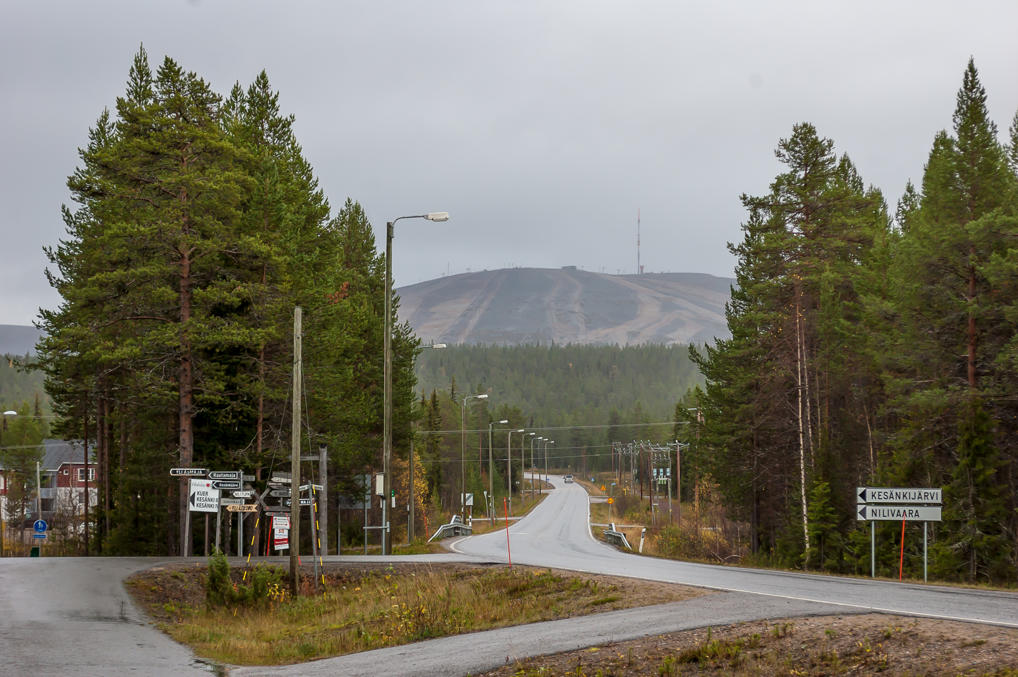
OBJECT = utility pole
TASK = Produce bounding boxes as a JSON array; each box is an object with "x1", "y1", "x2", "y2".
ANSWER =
[
  {"x1": 318, "y1": 444, "x2": 328, "y2": 555},
  {"x1": 289, "y1": 306, "x2": 302, "y2": 597}
]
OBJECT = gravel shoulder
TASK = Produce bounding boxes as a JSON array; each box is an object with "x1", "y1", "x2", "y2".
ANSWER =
[{"x1": 479, "y1": 613, "x2": 1018, "y2": 676}]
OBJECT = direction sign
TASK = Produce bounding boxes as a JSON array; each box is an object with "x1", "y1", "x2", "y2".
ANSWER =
[
  {"x1": 263, "y1": 504, "x2": 289, "y2": 512},
  {"x1": 211, "y1": 480, "x2": 242, "y2": 490},
  {"x1": 857, "y1": 487, "x2": 941, "y2": 504},
  {"x1": 299, "y1": 498, "x2": 312, "y2": 506},
  {"x1": 242, "y1": 474, "x2": 255, "y2": 482},
  {"x1": 232, "y1": 490, "x2": 254, "y2": 498},
  {"x1": 170, "y1": 467, "x2": 207, "y2": 477},
  {"x1": 226, "y1": 503, "x2": 258, "y2": 513},
  {"x1": 209, "y1": 470, "x2": 241, "y2": 480},
  {"x1": 188, "y1": 479, "x2": 220, "y2": 513},
  {"x1": 269, "y1": 488, "x2": 291, "y2": 497},
  {"x1": 857, "y1": 505, "x2": 942, "y2": 521},
  {"x1": 299, "y1": 484, "x2": 324, "y2": 492},
  {"x1": 219, "y1": 497, "x2": 244, "y2": 506}
]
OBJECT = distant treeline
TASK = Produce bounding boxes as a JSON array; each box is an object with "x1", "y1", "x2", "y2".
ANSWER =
[
  {"x1": 415, "y1": 343, "x2": 702, "y2": 428},
  {"x1": 0, "y1": 356, "x2": 48, "y2": 414}
]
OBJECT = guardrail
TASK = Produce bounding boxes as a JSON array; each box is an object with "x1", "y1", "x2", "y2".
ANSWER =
[
  {"x1": 427, "y1": 514, "x2": 473, "y2": 542},
  {"x1": 601, "y1": 522, "x2": 632, "y2": 550}
]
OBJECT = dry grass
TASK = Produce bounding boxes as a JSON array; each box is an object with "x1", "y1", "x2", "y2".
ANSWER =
[{"x1": 128, "y1": 562, "x2": 703, "y2": 666}]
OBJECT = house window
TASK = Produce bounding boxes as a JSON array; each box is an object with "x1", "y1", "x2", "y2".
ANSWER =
[{"x1": 77, "y1": 467, "x2": 96, "y2": 482}]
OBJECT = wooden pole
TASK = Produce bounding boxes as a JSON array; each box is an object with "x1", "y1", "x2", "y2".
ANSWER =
[{"x1": 289, "y1": 306, "x2": 302, "y2": 596}]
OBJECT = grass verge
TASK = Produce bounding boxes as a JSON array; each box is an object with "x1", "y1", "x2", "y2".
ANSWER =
[{"x1": 126, "y1": 561, "x2": 704, "y2": 666}]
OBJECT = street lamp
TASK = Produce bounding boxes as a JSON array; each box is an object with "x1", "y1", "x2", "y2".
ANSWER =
[
  {"x1": 488, "y1": 419, "x2": 508, "y2": 523},
  {"x1": 545, "y1": 439, "x2": 554, "y2": 482},
  {"x1": 383, "y1": 211, "x2": 448, "y2": 555},
  {"x1": 531, "y1": 436, "x2": 543, "y2": 500},
  {"x1": 506, "y1": 428, "x2": 524, "y2": 515},
  {"x1": 460, "y1": 393, "x2": 488, "y2": 522}
]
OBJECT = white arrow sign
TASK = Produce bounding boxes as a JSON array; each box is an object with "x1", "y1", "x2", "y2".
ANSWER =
[
  {"x1": 857, "y1": 505, "x2": 942, "y2": 521},
  {"x1": 188, "y1": 479, "x2": 220, "y2": 513},
  {"x1": 857, "y1": 487, "x2": 942, "y2": 504}
]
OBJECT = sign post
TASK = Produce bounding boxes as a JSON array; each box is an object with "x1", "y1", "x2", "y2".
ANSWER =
[{"x1": 857, "y1": 487, "x2": 941, "y2": 582}]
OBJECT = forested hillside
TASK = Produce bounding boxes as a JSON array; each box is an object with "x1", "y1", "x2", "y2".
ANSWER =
[
  {"x1": 398, "y1": 269, "x2": 732, "y2": 346},
  {"x1": 0, "y1": 357, "x2": 47, "y2": 413},
  {"x1": 416, "y1": 343, "x2": 701, "y2": 426},
  {"x1": 411, "y1": 343, "x2": 701, "y2": 514},
  {"x1": 682, "y1": 59, "x2": 1018, "y2": 583}
]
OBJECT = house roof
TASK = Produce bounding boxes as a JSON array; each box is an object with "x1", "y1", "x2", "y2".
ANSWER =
[{"x1": 41, "y1": 439, "x2": 95, "y2": 470}]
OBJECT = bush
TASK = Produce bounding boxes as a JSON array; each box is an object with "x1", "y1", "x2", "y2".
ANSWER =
[
  {"x1": 206, "y1": 550, "x2": 235, "y2": 606},
  {"x1": 205, "y1": 550, "x2": 286, "y2": 607}
]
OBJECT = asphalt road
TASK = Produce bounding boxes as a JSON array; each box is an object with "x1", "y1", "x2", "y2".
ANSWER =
[
  {"x1": 0, "y1": 556, "x2": 214, "y2": 676},
  {"x1": 452, "y1": 476, "x2": 1018, "y2": 628},
  {"x1": 2, "y1": 475, "x2": 1016, "y2": 676}
]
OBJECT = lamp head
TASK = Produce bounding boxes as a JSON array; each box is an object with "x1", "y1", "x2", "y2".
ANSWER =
[{"x1": 425, "y1": 212, "x2": 450, "y2": 222}]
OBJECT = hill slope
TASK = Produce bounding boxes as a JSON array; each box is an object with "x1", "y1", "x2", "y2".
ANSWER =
[{"x1": 397, "y1": 268, "x2": 732, "y2": 346}]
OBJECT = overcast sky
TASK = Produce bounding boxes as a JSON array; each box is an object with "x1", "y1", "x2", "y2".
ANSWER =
[{"x1": 2, "y1": 1, "x2": 1017, "y2": 326}]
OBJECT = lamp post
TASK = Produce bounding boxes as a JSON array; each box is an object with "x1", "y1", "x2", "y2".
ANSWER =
[
  {"x1": 383, "y1": 212, "x2": 448, "y2": 555},
  {"x1": 460, "y1": 393, "x2": 487, "y2": 522},
  {"x1": 525, "y1": 432, "x2": 536, "y2": 501},
  {"x1": 506, "y1": 428, "x2": 524, "y2": 515},
  {"x1": 545, "y1": 440, "x2": 554, "y2": 482},
  {"x1": 488, "y1": 419, "x2": 508, "y2": 523},
  {"x1": 531, "y1": 436, "x2": 543, "y2": 500}
]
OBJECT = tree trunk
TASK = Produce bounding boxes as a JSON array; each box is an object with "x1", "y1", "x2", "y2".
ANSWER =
[
  {"x1": 795, "y1": 293, "x2": 811, "y2": 559},
  {"x1": 967, "y1": 254, "x2": 977, "y2": 390},
  {"x1": 82, "y1": 407, "x2": 89, "y2": 556},
  {"x1": 178, "y1": 246, "x2": 194, "y2": 557}
]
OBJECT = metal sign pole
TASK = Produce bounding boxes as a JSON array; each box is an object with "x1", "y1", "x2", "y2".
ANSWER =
[
  {"x1": 184, "y1": 502, "x2": 192, "y2": 558},
  {"x1": 924, "y1": 521, "x2": 928, "y2": 583},
  {"x1": 870, "y1": 520, "x2": 875, "y2": 578}
]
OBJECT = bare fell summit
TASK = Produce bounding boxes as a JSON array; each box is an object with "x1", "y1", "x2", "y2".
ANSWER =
[{"x1": 397, "y1": 267, "x2": 733, "y2": 346}]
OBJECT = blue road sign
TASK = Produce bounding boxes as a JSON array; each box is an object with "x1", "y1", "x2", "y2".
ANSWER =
[{"x1": 33, "y1": 519, "x2": 48, "y2": 533}]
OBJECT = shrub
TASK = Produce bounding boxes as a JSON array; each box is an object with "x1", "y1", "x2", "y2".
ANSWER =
[
  {"x1": 206, "y1": 550, "x2": 236, "y2": 606},
  {"x1": 205, "y1": 550, "x2": 286, "y2": 607}
]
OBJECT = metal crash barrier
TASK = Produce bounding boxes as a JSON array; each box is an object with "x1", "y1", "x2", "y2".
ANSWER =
[
  {"x1": 602, "y1": 522, "x2": 632, "y2": 550},
  {"x1": 427, "y1": 514, "x2": 473, "y2": 542}
]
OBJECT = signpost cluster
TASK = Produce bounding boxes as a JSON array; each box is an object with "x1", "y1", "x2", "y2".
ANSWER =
[
  {"x1": 856, "y1": 486, "x2": 942, "y2": 582},
  {"x1": 170, "y1": 467, "x2": 322, "y2": 557}
]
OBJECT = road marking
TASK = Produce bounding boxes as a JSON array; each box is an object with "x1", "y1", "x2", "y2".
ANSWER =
[{"x1": 707, "y1": 586, "x2": 1018, "y2": 629}]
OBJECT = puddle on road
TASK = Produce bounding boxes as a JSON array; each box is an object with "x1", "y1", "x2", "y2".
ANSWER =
[{"x1": 192, "y1": 658, "x2": 227, "y2": 675}]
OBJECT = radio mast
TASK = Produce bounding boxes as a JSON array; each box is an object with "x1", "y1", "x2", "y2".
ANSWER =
[{"x1": 637, "y1": 208, "x2": 641, "y2": 275}]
